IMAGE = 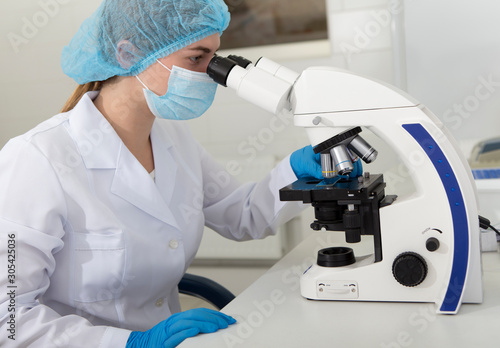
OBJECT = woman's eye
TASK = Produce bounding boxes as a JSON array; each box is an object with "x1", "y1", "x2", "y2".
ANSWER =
[{"x1": 189, "y1": 56, "x2": 201, "y2": 63}]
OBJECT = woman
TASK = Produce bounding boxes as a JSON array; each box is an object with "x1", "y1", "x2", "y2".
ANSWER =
[{"x1": 0, "y1": 0, "x2": 326, "y2": 347}]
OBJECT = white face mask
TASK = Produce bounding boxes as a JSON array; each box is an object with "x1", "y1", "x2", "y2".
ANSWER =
[{"x1": 136, "y1": 60, "x2": 218, "y2": 120}]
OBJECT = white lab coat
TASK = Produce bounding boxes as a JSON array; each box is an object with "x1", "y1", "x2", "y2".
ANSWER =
[{"x1": 0, "y1": 92, "x2": 303, "y2": 347}]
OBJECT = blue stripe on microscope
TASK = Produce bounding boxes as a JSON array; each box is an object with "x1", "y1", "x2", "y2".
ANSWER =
[{"x1": 402, "y1": 123, "x2": 469, "y2": 313}]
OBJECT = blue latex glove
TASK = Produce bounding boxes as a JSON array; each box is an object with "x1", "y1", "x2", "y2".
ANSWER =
[
  {"x1": 126, "y1": 308, "x2": 236, "y2": 348},
  {"x1": 290, "y1": 145, "x2": 323, "y2": 179},
  {"x1": 290, "y1": 145, "x2": 363, "y2": 180}
]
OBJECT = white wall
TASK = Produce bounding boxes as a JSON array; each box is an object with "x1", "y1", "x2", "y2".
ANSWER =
[{"x1": 402, "y1": 0, "x2": 500, "y2": 150}]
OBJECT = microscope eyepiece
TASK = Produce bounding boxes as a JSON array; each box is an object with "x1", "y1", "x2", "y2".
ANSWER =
[
  {"x1": 207, "y1": 55, "x2": 237, "y2": 87},
  {"x1": 207, "y1": 55, "x2": 253, "y2": 87}
]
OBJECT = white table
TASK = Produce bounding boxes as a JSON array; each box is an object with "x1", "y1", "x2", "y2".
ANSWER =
[{"x1": 179, "y1": 232, "x2": 500, "y2": 347}]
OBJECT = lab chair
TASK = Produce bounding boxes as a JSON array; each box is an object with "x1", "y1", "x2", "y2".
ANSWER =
[{"x1": 178, "y1": 273, "x2": 235, "y2": 310}]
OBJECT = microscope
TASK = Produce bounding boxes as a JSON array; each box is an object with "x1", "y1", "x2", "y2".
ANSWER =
[{"x1": 207, "y1": 55, "x2": 483, "y2": 314}]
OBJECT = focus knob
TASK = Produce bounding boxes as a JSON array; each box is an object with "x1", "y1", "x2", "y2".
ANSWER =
[
  {"x1": 392, "y1": 252, "x2": 427, "y2": 287},
  {"x1": 426, "y1": 237, "x2": 440, "y2": 252}
]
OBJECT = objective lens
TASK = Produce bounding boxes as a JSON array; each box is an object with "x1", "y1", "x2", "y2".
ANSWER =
[
  {"x1": 348, "y1": 136, "x2": 378, "y2": 163},
  {"x1": 330, "y1": 145, "x2": 353, "y2": 175},
  {"x1": 320, "y1": 153, "x2": 336, "y2": 178}
]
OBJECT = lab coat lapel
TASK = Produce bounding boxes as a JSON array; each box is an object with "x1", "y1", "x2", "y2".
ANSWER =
[
  {"x1": 69, "y1": 92, "x2": 180, "y2": 229},
  {"x1": 111, "y1": 141, "x2": 180, "y2": 230}
]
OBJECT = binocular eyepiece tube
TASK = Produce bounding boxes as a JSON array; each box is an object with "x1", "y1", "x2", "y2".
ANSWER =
[{"x1": 207, "y1": 54, "x2": 296, "y2": 115}]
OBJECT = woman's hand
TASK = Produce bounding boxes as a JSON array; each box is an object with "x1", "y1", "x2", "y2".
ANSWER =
[{"x1": 126, "y1": 308, "x2": 236, "y2": 348}]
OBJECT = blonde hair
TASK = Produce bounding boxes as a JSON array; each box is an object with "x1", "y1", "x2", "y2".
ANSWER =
[{"x1": 61, "y1": 81, "x2": 105, "y2": 112}]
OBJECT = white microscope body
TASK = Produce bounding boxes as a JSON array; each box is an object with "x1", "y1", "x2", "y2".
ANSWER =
[{"x1": 207, "y1": 56, "x2": 483, "y2": 314}]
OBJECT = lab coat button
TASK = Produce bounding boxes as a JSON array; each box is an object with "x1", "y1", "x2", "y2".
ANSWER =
[
  {"x1": 155, "y1": 298, "x2": 164, "y2": 307},
  {"x1": 169, "y1": 239, "x2": 179, "y2": 249}
]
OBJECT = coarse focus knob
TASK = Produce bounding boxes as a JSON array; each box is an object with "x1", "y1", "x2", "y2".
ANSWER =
[{"x1": 392, "y1": 252, "x2": 428, "y2": 287}]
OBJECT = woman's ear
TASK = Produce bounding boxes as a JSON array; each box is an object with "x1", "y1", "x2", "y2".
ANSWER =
[{"x1": 116, "y1": 40, "x2": 139, "y2": 69}]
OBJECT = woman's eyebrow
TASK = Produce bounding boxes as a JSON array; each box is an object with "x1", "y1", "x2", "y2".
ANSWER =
[{"x1": 187, "y1": 46, "x2": 218, "y2": 54}]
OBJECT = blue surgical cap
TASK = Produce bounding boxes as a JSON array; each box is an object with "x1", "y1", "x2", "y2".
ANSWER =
[{"x1": 61, "y1": 0, "x2": 230, "y2": 84}]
